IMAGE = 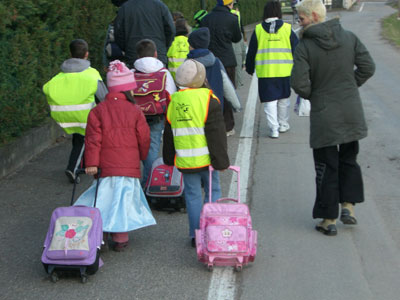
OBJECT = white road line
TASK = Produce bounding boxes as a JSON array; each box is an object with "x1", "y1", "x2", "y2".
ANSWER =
[
  {"x1": 359, "y1": 2, "x2": 364, "y2": 12},
  {"x1": 207, "y1": 74, "x2": 259, "y2": 300}
]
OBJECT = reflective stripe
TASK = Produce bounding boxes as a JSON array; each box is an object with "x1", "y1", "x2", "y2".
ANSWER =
[
  {"x1": 254, "y1": 23, "x2": 293, "y2": 78},
  {"x1": 169, "y1": 67, "x2": 178, "y2": 72},
  {"x1": 257, "y1": 48, "x2": 292, "y2": 54},
  {"x1": 176, "y1": 147, "x2": 209, "y2": 157},
  {"x1": 50, "y1": 103, "x2": 95, "y2": 112},
  {"x1": 255, "y1": 59, "x2": 293, "y2": 65},
  {"x1": 58, "y1": 122, "x2": 87, "y2": 129},
  {"x1": 172, "y1": 127, "x2": 205, "y2": 137}
]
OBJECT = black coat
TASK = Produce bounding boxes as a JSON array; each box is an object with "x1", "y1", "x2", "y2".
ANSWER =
[
  {"x1": 114, "y1": 0, "x2": 175, "y2": 67},
  {"x1": 291, "y1": 18, "x2": 375, "y2": 149},
  {"x1": 200, "y1": 5, "x2": 242, "y2": 68}
]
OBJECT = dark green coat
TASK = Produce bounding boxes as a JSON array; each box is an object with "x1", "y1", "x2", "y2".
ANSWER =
[{"x1": 291, "y1": 18, "x2": 375, "y2": 149}]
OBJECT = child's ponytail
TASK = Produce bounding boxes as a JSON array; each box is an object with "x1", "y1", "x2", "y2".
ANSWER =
[{"x1": 122, "y1": 91, "x2": 136, "y2": 104}]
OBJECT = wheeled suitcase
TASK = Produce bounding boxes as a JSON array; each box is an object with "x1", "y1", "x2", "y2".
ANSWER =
[
  {"x1": 41, "y1": 169, "x2": 103, "y2": 283},
  {"x1": 145, "y1": 157, "x2": 185, "y2": 212},
  {"x1": 195, "y1": 166, "x2": 257, "y2": 271}
]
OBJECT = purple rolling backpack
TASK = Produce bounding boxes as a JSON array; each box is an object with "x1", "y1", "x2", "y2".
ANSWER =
[
  {"x1": 41, "y1": 169, "x2": 103, "y2": 283},
  {"x1": 195, "y1": 166, "x2": 257, "y2": 271}
]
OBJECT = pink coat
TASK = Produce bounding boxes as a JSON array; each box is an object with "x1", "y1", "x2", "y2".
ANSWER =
[{"x1": 85, "y1": 92, "x2": 150, "y2": 178}]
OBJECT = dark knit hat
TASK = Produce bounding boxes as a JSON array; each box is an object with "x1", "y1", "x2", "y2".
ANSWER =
[{"x1": 188, "y1": 27, "x2": 210, "y2": 49}]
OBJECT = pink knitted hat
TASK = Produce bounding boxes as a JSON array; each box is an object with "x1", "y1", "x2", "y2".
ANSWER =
[{"x1": 107, "y1": 60, "x2": 137, "y2": 93}]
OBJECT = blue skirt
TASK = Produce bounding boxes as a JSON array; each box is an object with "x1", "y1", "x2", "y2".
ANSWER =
[{"x1": 74, "y1": 176, "x2": 156, "y2": 232}]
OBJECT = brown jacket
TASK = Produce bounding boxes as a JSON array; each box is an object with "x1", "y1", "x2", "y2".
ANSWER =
[{"x1": 162, "y1": 91, "x2": 230, "y2": 173}]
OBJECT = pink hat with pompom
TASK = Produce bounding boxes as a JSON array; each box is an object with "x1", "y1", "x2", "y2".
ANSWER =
[{"x1": 107, "y1": 60, "x2": 137, "y2": 93}]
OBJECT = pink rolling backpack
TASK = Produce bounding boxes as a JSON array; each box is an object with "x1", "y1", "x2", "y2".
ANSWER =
[{"x1": 195, "y1": 166, "x2": 257, "y2": 271}]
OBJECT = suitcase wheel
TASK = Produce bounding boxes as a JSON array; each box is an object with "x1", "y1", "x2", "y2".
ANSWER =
[
  {"x1": 207, "y1": 264, "x2": 214, "y2": 272},
  {"x1": 50, "y1": 272, "x2": 59, "y2": 283},
  {"x1": 234, "y1": 265, "x2": 243, "y2": 272}
]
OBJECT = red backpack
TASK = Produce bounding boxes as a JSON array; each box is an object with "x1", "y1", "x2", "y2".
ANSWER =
[{"x1": 133, "y1": 70, "x2": 169, "y2": 115}]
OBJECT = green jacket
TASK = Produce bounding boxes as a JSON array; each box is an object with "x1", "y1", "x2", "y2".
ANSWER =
[{"x1": 291, "y1": 18, "x2": 375, "y2": 149}]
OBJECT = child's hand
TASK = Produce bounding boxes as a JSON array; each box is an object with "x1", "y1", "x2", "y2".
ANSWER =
[{"x1": 86, "y1": 166, "x2": 98, "y2": 176}]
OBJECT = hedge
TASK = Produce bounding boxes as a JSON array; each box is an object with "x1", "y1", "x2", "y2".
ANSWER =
[
  {"x1": 0, "y1": 0, "x2": 268, "y2": 145},
  {"x1": 165, "y1": 0, "x2": 267, "y2": 26}
]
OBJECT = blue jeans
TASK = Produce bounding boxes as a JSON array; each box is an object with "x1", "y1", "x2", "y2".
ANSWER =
[
  {"x1": 183, "y1": 170, "x2": 221, "y2": 237},
  {"x1": 141, "y1": 120, "x2": 164, "y2": 187}
]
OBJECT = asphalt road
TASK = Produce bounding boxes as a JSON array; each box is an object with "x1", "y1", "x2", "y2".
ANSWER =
[{"x1": 0, "y1": 2, "x2": 399, "y2": 300}]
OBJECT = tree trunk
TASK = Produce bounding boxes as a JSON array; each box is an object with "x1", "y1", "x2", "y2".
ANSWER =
[{"x1": 398, "y1": 0, "x2": 400, "y2": 19}]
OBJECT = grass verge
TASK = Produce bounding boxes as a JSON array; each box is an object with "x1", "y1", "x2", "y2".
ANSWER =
[{"x1": 382, "y1": 12, "x2": 400, "y2": 49}]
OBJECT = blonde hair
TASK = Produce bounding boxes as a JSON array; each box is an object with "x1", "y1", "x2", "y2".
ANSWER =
[{"x1": 296, "y1": 0, "x2": 326, "y2": 22}]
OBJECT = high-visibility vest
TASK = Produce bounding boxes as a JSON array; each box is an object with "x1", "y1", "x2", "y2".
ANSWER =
[
  {"x1": 43, "y1": 67, "x2": 101, "y2": 135},
  {"x1": 167, "y1": 36, "x2": 190, "y2": 80},
  {"x1": 167, "y1": 88, "x2": 217, "y2": 169},
  {"x1": 230, "y1": 9, "x2": 241, "y2": 29},
  {"x1": 254, "y1": 22, "x2": 293, "y2": 78}
]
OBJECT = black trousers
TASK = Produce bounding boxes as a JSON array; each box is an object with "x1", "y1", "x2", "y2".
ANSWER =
[
  {"x1": 66, "y1": 134, "x2": 85, "y2": 172},
  {"x1": 312, "y1": 141, "x2": 364, "y2": 219},
  {"x1": 224, "y1": 66, "x2": 236, "y2": 132}
]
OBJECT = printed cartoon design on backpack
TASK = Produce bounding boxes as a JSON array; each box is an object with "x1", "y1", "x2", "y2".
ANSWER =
[
  {"x1": 133, "y1": 71, "x2": 169, "y2": 115},
  {"x1": 50, "y1": 217, "x2": 92, "y2": 252}
]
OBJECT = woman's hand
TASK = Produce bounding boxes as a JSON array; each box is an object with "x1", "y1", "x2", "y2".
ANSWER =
[{"x1": 86, "y1": 166, "x2": 98, "y2": 176}]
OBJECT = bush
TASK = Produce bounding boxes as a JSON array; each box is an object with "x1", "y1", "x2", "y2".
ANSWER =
[
  {"x1": 0, "y1": 0, "x2": 115, "y2": 145},
  {"x1": 164, "y1": 0, "x2": 267, "y2": 26},
  {"x1": 0, "y1": 0, "x2": 267, "y2": 145}
]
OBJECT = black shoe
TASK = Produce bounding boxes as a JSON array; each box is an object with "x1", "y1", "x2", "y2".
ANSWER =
[
  {"x1": 191, "y1": 238, "x2": 196, "y2": 248},
  {"x1": 315, "y1": 224, "x2": 337, "y2": 236},
  {"x1": 340, "y1": 208, "x2": 357, "y2": 225},
  {"x1": 65, "y1": 170, "x2": 80, "y2": 184},
  {"x1": 113, "y1": 242, "x2": 129, "y2": 252}
]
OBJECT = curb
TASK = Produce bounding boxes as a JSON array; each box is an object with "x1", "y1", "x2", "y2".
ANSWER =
[{"x1": 0, "y1": 120, "x2": 65, "y2": 179}]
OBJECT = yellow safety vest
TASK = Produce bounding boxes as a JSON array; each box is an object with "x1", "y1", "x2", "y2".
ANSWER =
[
  {"x1": 230, "y1": 9, "x2": 241, "y2": 29},
  {"x1": 167, "y1": 88, "x2": 216, "y2": 169},
  {"x1": 43, "y1": 67, "x2": 101, "y2": 135},
  {"x1": 255, "y1": 22, "x2": 293, "y2": 78},
  {"x1": 167, "y1": 36, "x2": 190, "y2": 80}
]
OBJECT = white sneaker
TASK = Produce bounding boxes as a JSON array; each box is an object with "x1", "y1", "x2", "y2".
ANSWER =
[
  {"x1": 269, "y1": 130, "x2": 279, "y2": 138},
  {"x1": 226, "y1": 129, "x2": 235, "y2": 137},
  {"x1": 279, "y1": 124, "x2": 290, "y2": 133}
]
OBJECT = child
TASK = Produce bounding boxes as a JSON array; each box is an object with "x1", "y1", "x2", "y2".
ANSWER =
[
  {"x1": 187, "y1": 28, "x2": 241, "y2": 118},
  {"x1": 74, "y1": 60, "x2": 156, "y2": 252},
  {"x1": 230, "y1": 1, "x2": 247, "y2": 88},
  {"x1": 132, "y1": 39, "x2": 177, "y2": 187},
  {"x1": 163, "y1": 59, "x2": 230, "y2": 247},
  {"x1": 167, "y1": 18, "x2": 190, "y2": 80},
  {"x1": 245, "y1": 1, "x2": 298, "y2": 138},
  {"x1": 43, "y1": 39, "x2": 108, "y2": 183},
  {"x1": 192, "y1": 9, "x2": 208, "y2": 31}
]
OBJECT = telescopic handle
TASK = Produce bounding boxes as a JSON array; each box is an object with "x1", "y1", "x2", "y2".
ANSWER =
[
  {"x1": 208, "y1": 165, "x2": 240, "y2": 203},
  {"x1": 70, "y1": 168, "x2": 101, "y2": 207}
]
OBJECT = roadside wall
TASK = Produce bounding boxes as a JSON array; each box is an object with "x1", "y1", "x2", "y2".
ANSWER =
[{"x1": 0, "y1": 120, "x2": 64, "y2": 179}]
